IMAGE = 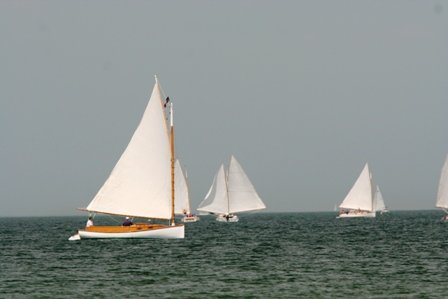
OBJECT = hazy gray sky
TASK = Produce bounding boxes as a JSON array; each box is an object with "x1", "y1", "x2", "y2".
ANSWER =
[{"x1": 1, "y1": 1, "x2": 447, "y2": 216}]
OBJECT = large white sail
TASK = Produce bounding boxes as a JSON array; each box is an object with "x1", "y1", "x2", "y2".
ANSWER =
[
  {"x1": 197, "y1": 156, "x2": 266, "y2": 215},
  {"x1": 174, "y1": 160, "x2": 191, "y2": 215},
  {"x1": 85, "y1": 79, "x2": 172, "y2": 219},
  {"x1": 227, "y1": 156, "x2": 266, "y2": 213},
  {"x1": 374, "y1": 185, "x2": 386, "y2": 211},
  {"x1": 339, "y1": 163, "x2": 374, "y2": 212},
  {"x1": 436, "y1": 154, "x2": 448, "y2": 209},
  {"x1": 197, "y1": 164, "x2": 229, "y2": 214}
]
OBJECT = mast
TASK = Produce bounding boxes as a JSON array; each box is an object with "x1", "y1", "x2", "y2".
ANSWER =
[{"x1": 170, "y1": 102, "x2": 175, "y2": 226}]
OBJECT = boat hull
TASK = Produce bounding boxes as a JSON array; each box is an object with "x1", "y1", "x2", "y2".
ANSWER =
[
  {"x1": 337, "y1": 211, "x2": 376, "y2": 218},
  {"x1": 441, "y1": 212, "x2": 448, "y2": 222},
  {"x1": 182, "y1": 215, "x2": 199, "y2": 223},
  {"x1": 77, "y1": 223, "x2": 184, "y2": 239},
  {"x1": 216, "y1": 214, "x2": 239, "y2": 222}
]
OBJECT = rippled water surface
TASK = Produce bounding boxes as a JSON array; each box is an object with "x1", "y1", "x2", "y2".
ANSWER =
[{"x1": 1, "y1": 211, "x2": 447, "y2": 298}]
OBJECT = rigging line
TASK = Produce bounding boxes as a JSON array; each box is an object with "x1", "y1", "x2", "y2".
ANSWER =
[{"x1": 105, "y1": 214, "x2": 122, "y2": 224}]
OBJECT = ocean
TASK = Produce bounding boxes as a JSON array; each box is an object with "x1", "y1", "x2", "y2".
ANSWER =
[{"x1": 0, "y1": 211, "x2": 447, "y2": 298}]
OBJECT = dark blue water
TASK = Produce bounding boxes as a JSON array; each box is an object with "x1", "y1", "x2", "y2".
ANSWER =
[{"x1": 1, "y1": 211, "x2": 447, "y2": 298}]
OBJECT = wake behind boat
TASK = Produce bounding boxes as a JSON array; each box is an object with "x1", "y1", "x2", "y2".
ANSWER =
[
  {"x1": 69, "y1": 77, "x2": 184, "y2": 240},
  {"x1": 337, "y1": 163, "x2": 377, "y2": 218},
  {"x1": 197, "y1": 155, "x2": 266, "y2": 222}
]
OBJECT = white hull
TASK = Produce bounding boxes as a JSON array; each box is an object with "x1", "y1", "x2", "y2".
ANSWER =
[
  {"x1": 441, "y1": 211, "x2": 448, "y2": 222},
  {"x1": 182, "y1": 215, "x2": 199, "y2": 223},
  {"x1": 337, "y1": 211, "x2": 376, "y2": 218},
  {"x1": 77, "y1": 225, "x2": 184, "y2": 239},
  {"x1": 216, "y1": 214, "x2": 239, "y2": 222},
  {"x1": 68, "y1": 233, "x2": 81, "y2": 241}
]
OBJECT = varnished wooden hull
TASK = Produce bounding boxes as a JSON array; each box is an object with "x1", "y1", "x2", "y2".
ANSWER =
[{"x1": 78, "y1": 223, "x2": 184, "y2": 239}]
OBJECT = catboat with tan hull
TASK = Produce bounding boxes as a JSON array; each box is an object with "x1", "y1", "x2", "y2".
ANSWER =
[
  {"x1": 78, "y1": 224, "x2": 185, "y2": 239},
  {"x1": 69, "y1": 76, "x2": 184, "y2": 240}
]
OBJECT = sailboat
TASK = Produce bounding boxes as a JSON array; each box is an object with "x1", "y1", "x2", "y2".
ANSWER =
[
  {"x1": 174, "y1": 160, "x2": 199, "y2": 222},
  {"x1": 197, "y1": 155, "x2": 266, "y2": 222},
  {"x1": 69, "y1": 77, "x2": 184, "y2": 240},
  {"x1": 374, "y1": 185, "x2": 389, "y2": 214},
  {"x1": 436, "y1": 154, "x2": 448, "y2": 222},
  {"x1": 337, "y1": 163, "x2": 376, "y2": 218}
]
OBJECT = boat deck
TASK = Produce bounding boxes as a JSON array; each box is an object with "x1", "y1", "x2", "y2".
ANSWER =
[{"x1": 81, "y1": 223, "x2": 180, "y2": 233}]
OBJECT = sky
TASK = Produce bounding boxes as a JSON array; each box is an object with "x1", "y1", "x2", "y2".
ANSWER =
[{"x1": 0, "y1": 1, "x2": 447, "y2": 217}]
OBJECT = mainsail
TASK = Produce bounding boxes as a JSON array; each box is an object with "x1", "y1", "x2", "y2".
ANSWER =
[
  {"x1": 197, "y1": 164, "x2": 229, "y2": 214},
  {"x1": 197, "y1": 156, "x2": 266, "y2": 214},
  {"x1": 227, "y1": 156, "x2": 266, "y2": 213},
  {"x1": 374, "y1": 185, "x2": 386, "y2": 212},
  {"x1": 339, "y1": 163, "x2": 374, "y2": 212},
  {"x1": 436, "y1": 155, "x2": 448, "y2": 210},
  {"x1": 85, "y1": 79, "x2": 172, "y2": 219}
]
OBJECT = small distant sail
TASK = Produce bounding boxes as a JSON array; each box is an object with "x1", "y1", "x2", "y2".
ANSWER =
[
  {"x1": 197, "y1": 164, "x2": 229, "y2": 214},
  {"x1": 436, "y1": 154, "x2": 448, "y2": 210},
  {"x1": 174, "y1": 160, "x2": 191, "y2": 215},
  {"x1": 339, "y1": 163, "x2": 374, "y2": 212},
  {"x1": 374, "y1": 185, "x2": 387, "y2": 212},
  {"x1": 198, "y1": 156, "x2": 266, "y2": 215}
]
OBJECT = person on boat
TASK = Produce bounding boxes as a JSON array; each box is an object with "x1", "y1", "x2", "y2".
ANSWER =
[
  {"x1": 86, "y1": 217, "x2": 94, "y2": 228},
  {"x1": 122, "y1": 217, "x2": 133, "y2": 226}
]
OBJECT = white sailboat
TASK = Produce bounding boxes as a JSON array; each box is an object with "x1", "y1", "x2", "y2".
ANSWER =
[
  {"x1": 436, "y1": 154, "x2": 448, "y2": 222},
  {"x1": 174, "y1": 160, "x2": 199, "y2": 222},
  {"x1": 337, "y1": 163, "x2": 376, "y2": 218},
  {"x1": 197, "y1": 155, "x2": 266, "y2": 222},
  {"x1": 69, "y1": 77, "x2": 184, "y2": 240},
  {"x1": 374, "y1": 185, "x2": 389, "y2": 214}
]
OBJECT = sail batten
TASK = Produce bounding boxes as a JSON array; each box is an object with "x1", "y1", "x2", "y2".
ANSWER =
[
  {"x1": 436, "y1": 155, "x2": 448, "y2": 209},
  {"x1": 85, "y1": 80, "x2": 172, "y2": 219}
]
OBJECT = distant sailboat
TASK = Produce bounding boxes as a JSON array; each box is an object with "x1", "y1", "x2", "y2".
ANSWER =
[
  {"x1": 337, "y1": 163, "x2": 376, "y2": 218},
  {"x1": 197, "y1": 155, "x2": 266, "y2": 222},
  {"x1": 69, "y1": 77, "x2": 184, "y2": 240},
  {"x1": 374, "y1": 185, "x2": 389, "y2": 214},
  {"x1": 174, "y1": 160, "x2": 199, "y2": 222},
  {"x1": 436, "y1": 154, "x2": 448, "y2": 222}
]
